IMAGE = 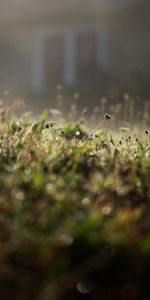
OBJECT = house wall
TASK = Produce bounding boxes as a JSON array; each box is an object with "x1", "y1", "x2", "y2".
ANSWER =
[
  {"x1": 0, "y1": 27, "x2": 35, "y2": 91},
  {"x1": 108, "y1": 14, "x2": 150, "y2": 95},
  {"x1": 0, "y1": 1, "x2": 149, "y2": 96}
]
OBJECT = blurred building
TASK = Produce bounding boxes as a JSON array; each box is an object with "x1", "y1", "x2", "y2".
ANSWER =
[{"x1": 0, "y1": 0, "x2": 150, "y2": 95}]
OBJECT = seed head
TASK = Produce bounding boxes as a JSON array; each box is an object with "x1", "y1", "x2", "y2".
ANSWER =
[
  {"x1": 82, "y1": 108, "x2": 88, "y2": 115},
  {"x1": 104, "y1": 113, "x2": 111, "y2": 120},
  {"x1": 119, "y1": 127, "x2": 129, "y2": 133},
  {"x1": 145, "y1": 129, "x2": 149, "y2": 135},
  {"x1": 57, "y1": 84, "x2": 63, "y2": 91},
  {"x1": 45, "y1": 121, "x2": 56, "y2": 129},
  {"x1": 16, "y1": 126, "x2": 22, "y2": 132}
]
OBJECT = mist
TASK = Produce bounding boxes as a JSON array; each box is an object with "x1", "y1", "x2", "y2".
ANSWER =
[{"x1": 0, "y1": 0, "x2": 150, "y2": 111}]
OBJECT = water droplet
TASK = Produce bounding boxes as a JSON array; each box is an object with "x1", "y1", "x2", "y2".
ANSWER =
[{"x1": 76, "y1": 281, "x2": 93, "y2": 294}]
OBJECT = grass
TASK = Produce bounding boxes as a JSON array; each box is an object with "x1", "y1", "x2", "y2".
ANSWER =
[{"x1": 0, "y1": 100, "x2": 150, "y2": 300}]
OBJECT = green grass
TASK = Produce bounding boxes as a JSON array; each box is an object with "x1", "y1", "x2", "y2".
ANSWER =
[{"x1": 0, "y1": 109, "x2": 150, "y2": 300}]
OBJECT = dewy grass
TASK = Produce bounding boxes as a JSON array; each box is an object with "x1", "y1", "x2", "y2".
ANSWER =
[
  {"x1": 92, "y1": 114, "x2": 112, "y2": 135},
  {"x1": 0, "y1": 106, "x2": 150, "y2": 300}
]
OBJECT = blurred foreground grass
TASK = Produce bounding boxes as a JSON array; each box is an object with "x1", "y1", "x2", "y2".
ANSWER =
[{"x1": 0, "y1": 100, "x2": 150, "y2": 300}]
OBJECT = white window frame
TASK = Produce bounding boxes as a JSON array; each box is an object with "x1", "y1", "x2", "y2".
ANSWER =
[{"x1": 32, "y1": 23, "x2": 108, "y2": 92}]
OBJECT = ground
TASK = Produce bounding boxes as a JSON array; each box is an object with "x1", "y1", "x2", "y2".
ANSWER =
[{"x1": 0, "y1": 101, "x2": 150, "y2": 300}]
